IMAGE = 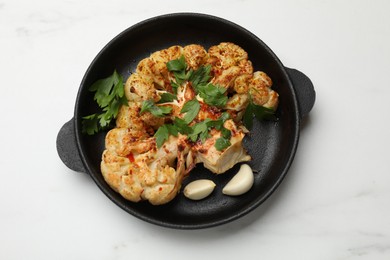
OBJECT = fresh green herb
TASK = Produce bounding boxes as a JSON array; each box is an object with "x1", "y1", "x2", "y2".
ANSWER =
[
  {"x1": 167, "y1": 56, "x2": 228, "y2": 108},
  {"x1": 81, "y1": 114, "x2": 100, "y2": 135},
  {"x1": 187, "y1": 119, "x2": 212, "y2": 142},
  {"x1": 220, "y1": 126, "x2": 232, "y2": 139},
  {"x1": 157, "y1": 92, "x2": 177, "y2": 103},
  {"x1": 140, "y1": 100, "x2": 172, "y2": 117},
  {"x1": 196, "y1": 83, "x2": 228, "y2": 107},
  {"x1": 170, "y1": 81, "x2": 180, "y2": 94},
  {"x1": 207, "y1": 112, "x2": 232, "y2": 151},
  {"x1": 188, "y1": 64, "x2": 212, "y2": 88},
  {"x1": 82, "y1": 70, "x2": 128, "y2": 135},
  {"x1": 163, "y1": 56, "x2": 275, "y2": 150},
  {"x1": 154, "y1": 124, "x2": 169, "y2": 148},
  {"x1": 180, "y1": 99, "x2": 200, "y2": 124},
  {"x1": 204, "y1": 112, "x2": 230, "y2": 131},
  {"x1": 219, "y1": 112, "x2": 231, "y2": 123},
  {"x1": 215, "y1": 137, "x2": 231, "y2": 151},
  {"x1": 215, "y1": 123, "x2": 232, "y2": 151},
  {"x1": 154, "y1": 116, "x2": 195, "y2": 149},
  {"x1": 173, "y1": 117, "x2": 193, "y2": 135},
  {"x1": 154, "y1": 124, "x2": 179, "y2": 148},
  {"x1": 167, "y1": 56, "x2": 192, "y2": 85},
  {"x1": 153, "y1": 111, "x2": 232, "y2": 149},
  {"x1": 243, "y1": 97, "x2": 277, "y2": 130},
  {"x1": 186, "y1": 113, "x2": 232, "y2": 151},
  {"x1": 166, "y1": 55, "x2": 187, "y2": 72}
]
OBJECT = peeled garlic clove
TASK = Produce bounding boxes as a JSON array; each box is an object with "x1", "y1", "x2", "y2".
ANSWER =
[
  {"x1": 184, "y1": 179, "x2": 216, "y2": 200},
  {"x1": 222, "y1": 164, "x2": 254, "y2": 196}
]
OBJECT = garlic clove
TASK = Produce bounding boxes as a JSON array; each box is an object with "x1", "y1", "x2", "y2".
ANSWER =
[
  {"x1": 222, "y1": 164, "x2": 254, "y2": 196},
  {"x1": 184, "y1": 179, "x2": 216, "y2": 200}
]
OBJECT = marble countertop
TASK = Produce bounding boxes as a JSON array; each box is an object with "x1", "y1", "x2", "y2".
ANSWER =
[{"x1": 1, "y1": 0, "x2": 390, "y2": 259}]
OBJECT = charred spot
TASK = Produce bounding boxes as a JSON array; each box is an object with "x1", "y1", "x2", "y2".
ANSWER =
[
  {"x1": 198, "y1": 148, "x2": 208, "y2": 154},
  {"x1": 165, "y1": 118, "x2": 174, "y2": 124},
  {"x1": 146, "y1": 126, "x2": 155, "y2": 136},
  {"x1": 200, "y1": 103, "x2": 222, "y2": 119},
  {"x1": 212, "y1": 67, "x2": 222, "y2": 77},
  {"x1": 129, "y1": 136, "x2": 138, "y2": 142},
  {"x1": 178, "y1": 143, "x2": 186, "y2": 152},
  {"x1": 153, "y1": 82, "x2": 164, "y2": 90},
  {"x1": 163, "y1": 146, "x2": 170, "y2": 154}
]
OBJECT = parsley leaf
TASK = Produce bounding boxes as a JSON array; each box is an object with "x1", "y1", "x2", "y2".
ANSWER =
[
  {"x1": 186, "y1": 113, "x2": 232, "y2": 150},
  {"x1": 253, "y1": 104, "x2": 277, "y2": 121},
  {"x1": 188, "y1": 64, "x2": 212, "y2": 88},
  {"x1": 166, "y1": 55, "x2": 186, "y2": 72},
  {"x1": 243, "y1": 98, "x2": 277, "y2": 130},
  {"x1": 215, "y1": 137, "x2": 231, "y2": 151},
  {"x1": 167, "y1": 56, "x2": 211, "y2": 89},
  {"x1": 205, "y1": 112, "x2": 229, "y2": 131},
  {"x1": 187, "y1": 119, "x2": 212, "y2": 142},
  {"x1": 173, "y1": 117, "x2": 193, "y2": 135},
  {"x1": 243, "y1": 100, "x2": 255, "y2": 130},
  {"x1": 220, "y1": 126, "x2": 232, "y2": 140},
  {"x1": 166, "y1": 56, "x2": 227, "y2": 108},
  {"x1": 181, "y1": 99, "x2": 200, "y2": 124},
  {"x1": 81, "y1": 114, "x2": 99, "y2": 135},
  {"x1": 170, "y1": 80, "x2": 180, "y2": 94},
  {"x1": 154, "y1": 124, "x2": 169, "y2": 148},
  {"x1": 196, "y1": 83, "x2": 228, "y2": 107},
  {"x1": 140, "y1": 100, "x2": 172, "y2": 117},
  {"x1": 82, "y1": 70, "x2": 128, "y2": 135},
  {"x1": 154, "y1": 123, "x2": 181, "y2": 148},
  {"x1": 157, "y1": 92, "x2": 177, "y2": 103},
  {"x1": 167, "y1": 56, "x2": 193, "y2": 85}
]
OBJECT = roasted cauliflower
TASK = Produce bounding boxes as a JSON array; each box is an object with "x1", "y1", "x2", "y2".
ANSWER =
[{"x1": 100, "y1": 42, "x2": 279, "y2": 205}]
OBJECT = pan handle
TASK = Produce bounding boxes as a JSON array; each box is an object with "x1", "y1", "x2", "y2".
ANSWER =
[
  {"x1": 56, "y1": 118, "x2": 87, "y2": 173},
  {"x1": 285, "y1": 67, "x2": 316, "y2": 119}
]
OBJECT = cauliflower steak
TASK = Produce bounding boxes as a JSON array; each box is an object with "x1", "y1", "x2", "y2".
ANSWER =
[{"x1": 100, "y1": 43, "x2": 279, "y2": 205}]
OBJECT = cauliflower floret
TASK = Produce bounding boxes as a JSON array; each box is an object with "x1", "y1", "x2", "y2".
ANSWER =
[
  {"x1": 232, "y1": 73, "x2": 250, "y2": 93},
  {"x1": 136, "y1": 46, "x2": 184, "y2": 90},
  {"x1": 208, "y1": 42, "x2": 248, "y2": 70},
  {"x1": 249, "y1": 71, "x2": 279, "y2": 109},
  {"x1": 165, "y1": 45, "x2": 183, "y2": 60},
  {"x1": 150, "y1": 46, "x2": 183, "y2": 80},
  {"x1": 102, "y1": 134, "x2": 191, "y2": 205},
  {"x1": 183, "y1": 44, "x2": 208, "y2": 70},
  {"x1": 238, "y1": 59, "x2": 253, "y2": 74},
  {"x1": 116, "y1": 102, "x2": 154, "y2": 135},
  {"x1": 211, "y1": 66, "x2": 241, "y2": 89},
  {"x1": 136, "y1": 57, "x2": 166, "y2": 88},
  {"x1": 125, "y1": 73, "x2": 159, "y2": 102},
  {"x1": 207, "y1": 42, "x2": 254, "y2": 92},
  {"x1": 225, "y1": 93, "x2": 249, "y2": 112}
]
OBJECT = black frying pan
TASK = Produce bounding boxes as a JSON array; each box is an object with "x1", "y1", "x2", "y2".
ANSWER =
[{"x1": 57, "y1": 13, "x2": 315, "y2": 229}]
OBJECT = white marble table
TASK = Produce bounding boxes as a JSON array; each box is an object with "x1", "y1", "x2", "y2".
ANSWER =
[{"x1": 1, "y1": 0, "x2": 390, "y2": 259}]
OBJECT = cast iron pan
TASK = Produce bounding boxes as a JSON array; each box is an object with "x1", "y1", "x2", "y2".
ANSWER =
[{"x1": 57, "y1": 13, "x2": 315, "y2": 229}]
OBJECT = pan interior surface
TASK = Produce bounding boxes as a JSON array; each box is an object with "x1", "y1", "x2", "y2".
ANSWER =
[{"x1": 75, "y1": 13, "x2": 300, "y2": 229}]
